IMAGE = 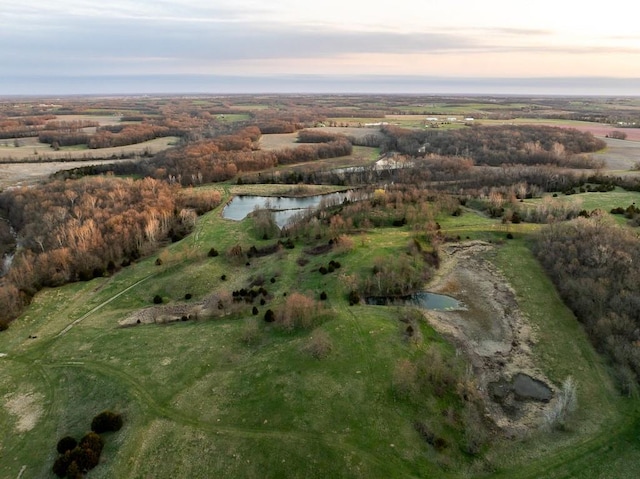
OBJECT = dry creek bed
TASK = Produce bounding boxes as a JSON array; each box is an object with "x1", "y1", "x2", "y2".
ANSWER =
[{"x1": 426, "y1": 240, "x2": 558, "y2": 436}]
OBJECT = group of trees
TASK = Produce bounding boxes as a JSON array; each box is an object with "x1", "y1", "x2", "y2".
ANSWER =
[
  {"x1": 534, "y1": 217, "x2": 640, "y2": 395},
  {"x1": 0, "y1": 176, "x2": 206, "y2": 327},
  {"x1": 53, "y1": 410, "x2": 123, "y2": 478},
  {"x1": 380, "y1": 124, "x2": 606, "y2": 168},
  {"x1": 65, "y1": 126, "x2": 352, "y2": 187},
  {"x1": 87, "y1": 123, "x2": 176, "y2": 149},
  {"x1": 37, "y1": 119, "x2": 100, "y2": 148},
  {"x1": 0, "y1": 115, "x2": 56, "y2": 139}
]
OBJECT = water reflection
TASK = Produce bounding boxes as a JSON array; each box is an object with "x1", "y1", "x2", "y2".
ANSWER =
[
  {"x1": 366, "y1": 292, "x2": 464, "y2": 311},
  {"x1": 222, "y1": 191, "x2": 354, "y2": 227}
]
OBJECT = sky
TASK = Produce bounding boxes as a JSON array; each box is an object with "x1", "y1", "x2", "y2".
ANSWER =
[{"x1": 1, "y1": 0, "x2": 640, "y2": 95}]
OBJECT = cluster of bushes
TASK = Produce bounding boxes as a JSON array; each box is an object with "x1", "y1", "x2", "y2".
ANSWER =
[
  {"x1": 52, "y1": 410, "x2": 123, "y2": 478},
  {"x1": 361, "y1": 250, "x2": 432, "y2": 298},
  {"x1": 261, "y1": 292, "x2": 331, "y2": 331},
  {"x1": 563, "y1": 182, "x2": 615, "y2": 195},
  {"x1": 232, "y1": 286, "x2": 270, "y2": 304},
  {"x1": 610, "y1": 203, "x2": 640, "y2": 218},
  {"x1": 318, "y1": 260, "x2": 341, "y2": 275}
]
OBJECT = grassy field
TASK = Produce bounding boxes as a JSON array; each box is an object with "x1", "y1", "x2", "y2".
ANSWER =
[
  {"x1": 520, "y1": 188, "x2": 640, "y2": 225},
  {"x1": 1, "y1": 196, "x2": 639, "y2": 478}
]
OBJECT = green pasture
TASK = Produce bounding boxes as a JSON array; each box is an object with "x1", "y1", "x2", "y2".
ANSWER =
[
  {"x1": 520, "y1": 187, "x2": 640, "y2": 224},
  {"x1": 1, "y1": 198, "x2": 639, "y2": 478}
]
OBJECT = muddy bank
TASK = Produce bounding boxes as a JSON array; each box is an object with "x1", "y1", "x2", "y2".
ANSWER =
[{"x1": 424, "y1": 241, "x2": 556, "y2": 434}]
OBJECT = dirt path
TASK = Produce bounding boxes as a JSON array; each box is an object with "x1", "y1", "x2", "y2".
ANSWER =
[
  {"x1": 424, "y1": 241, "x2": 555, "y2": 434},
  {"x1": 56, "y1": 275, "x2": 154, "y2": 337}
]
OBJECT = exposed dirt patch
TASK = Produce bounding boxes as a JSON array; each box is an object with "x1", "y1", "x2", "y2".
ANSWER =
[
  {"x1": 3, "y1": 390, "x2": 44, "y2": 433},
  {"x1": 119, "y1": 303, "x2": 199, "y2": 326},
  {"x1": 424, "y1": 241, "x2": 556, "y2": 435},
  {"x1": 259, "y1": 133, "x2": 299, "y2": 151}
]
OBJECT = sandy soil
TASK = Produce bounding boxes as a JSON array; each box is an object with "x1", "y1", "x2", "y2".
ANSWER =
[
  {"x1": 3, "y1": 391, "x2": 44, "y2": 433},
  {"x1": 425, "y1": 241, "x2": 556, "y2": 435}
]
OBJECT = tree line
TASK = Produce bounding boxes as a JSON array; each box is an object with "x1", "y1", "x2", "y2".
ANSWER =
[
  {"x1": 533, "y1": 217, "x2": 640, "y2": 395},
  {"x1": 58, "y1": 126, "x2": 352, "y2": 186},
  {"x1": 379, "y1": 124, "x2": 606, "y2": 168},
  {"x1": 0, "y1": 176, "x2": 221, "y2": 328}
]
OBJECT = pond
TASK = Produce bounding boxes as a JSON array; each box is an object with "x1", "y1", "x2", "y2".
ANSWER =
[
  {"x1": 366, "y1": 292, "x2": 465, "y2": 311},
  {"x1": 411, "y1": 292, "x2": 465, "y2": 311},
  {"x1": 489, "y1": 373, "x2": 553, "y2": 403},
  {"x1": 222, "y1": 191, "x2": 354, "y2": 228}
]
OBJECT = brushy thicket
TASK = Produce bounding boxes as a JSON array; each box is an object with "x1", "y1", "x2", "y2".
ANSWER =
[{"x1": 534, "y1": 217, "x2": 640, "y2": 396}]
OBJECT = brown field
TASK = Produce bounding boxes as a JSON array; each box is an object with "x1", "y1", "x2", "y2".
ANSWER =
[
  {"x1": 258, "y1": 132, "x2": 298, "y2": 150},
  {"x1": 0, "y1": 136, "x2": 178, "y2": 162},
  {"x1": 0, "y1": 159, "x2": 132, "y2": 188},
  {"x1": 481, "y1": 118, "x2": 640, "y2": 141},
  {"x1": 45, "y1": 114, "x2": 124, "y2": 126},
  {"x1": 259, "y1": 127, "x2": 382, "y2": 151},
  {"x1": 595, "y1": 138, "x2": 640, "y2": 171}
]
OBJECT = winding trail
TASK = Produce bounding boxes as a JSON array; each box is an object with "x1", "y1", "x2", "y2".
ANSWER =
[
  {"x1": 56, "y1": 275, "x2": 154, "y2": 337},
  {"x1": 42, "y1": 358, "x2": 410, "y2": 477}
]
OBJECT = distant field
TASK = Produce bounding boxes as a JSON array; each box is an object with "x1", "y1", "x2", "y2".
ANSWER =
[
  {"x1": 259, "y1": 128, "x2": 382, "y2": 151},
  {"x1": 521, "y1": 187, "x2": 640, "y2": 217},
  {"x1": 0, "y1": 136, "x2": 179, "y2": 162},
  {"x1": 0, "y1": 159, "x2": 132, "y2": 188},
  {"x1": 480, "y1": 118, "x2": 640, "y2": 141},
  {"x1": 258, "y1": 133, "x2": 298, "y2": 150},
  {"x1": 595, "y1": 138, "x2": 640, "y2": 171},
  {"x1": 47, "y1": 114, "x2": 123, "y2": 126}
]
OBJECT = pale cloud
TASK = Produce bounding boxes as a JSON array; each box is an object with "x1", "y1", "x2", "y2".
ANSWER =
[{"x1": 1, "y1": 0, "x2": 639, "y2": 94}]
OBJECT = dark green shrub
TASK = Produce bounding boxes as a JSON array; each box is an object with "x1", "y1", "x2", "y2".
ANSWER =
[
  {"x1": 91, "y1": 410, "x2": 123, "y2": 433},
  {"x1": 66, "y1": 461, "x2": 82, "y2": 479},
  {"x1": 264, "y1": 309, "x2": 275, "y2": 322},
  {"x1": 153, "y1": 295, "x2": 163, "y2": 304},
  {"x1": 70, "y1": 446, "x2": 100, "y2": 471},
  {"x1": 80, "y1": 431, "x2": 105, "y2": 453},
  {"x1": 185, "y1": 293, "x2": 192, "y2": 300},
  {"x1": 348, "y1": 290, "x2": 360, "y2": 305},
  {"x1": 320, "y1": 291, "x2": 328, "y2": 300},
  {"x1": 155, "y1": 257, "x2": 163, "y2": 266},
  {"x1": 56, "y1": 436, "x2": 77, "y2": 454},
  {"x1": 52, "y1": 452, "x2": 71, "y2": 478},
  {"x1": 252, "y1": 306, "x2": 259, "y2": 315},
  {"x1": 208, "y1": 248, "x2": 219, "y2": 257}
]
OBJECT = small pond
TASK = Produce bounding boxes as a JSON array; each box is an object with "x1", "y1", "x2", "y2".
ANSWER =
[
  {"x1": 222, "y1": 191, "x2": 354, "y2": 228},
  {"x1": 489, "y1": 373, "x2": 553, "y2": 403},
  {"x1": 366, "y1": 292, "x2": 464, "y2": 311}
]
